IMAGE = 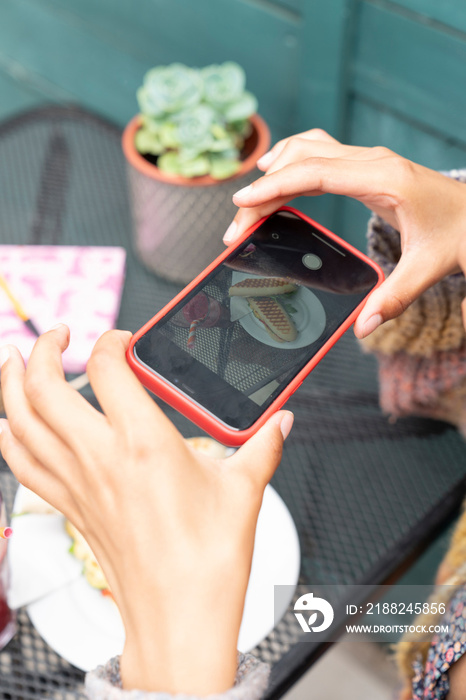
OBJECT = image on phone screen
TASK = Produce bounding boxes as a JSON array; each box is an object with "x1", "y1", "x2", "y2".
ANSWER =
[{"x1": 134, "y1": 211, "x2": 380, "y2": 432}]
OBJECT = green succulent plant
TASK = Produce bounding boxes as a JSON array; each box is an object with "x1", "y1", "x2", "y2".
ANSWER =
[{"x1": 135, "y1": 61, "x2": 259, "y2": 180}]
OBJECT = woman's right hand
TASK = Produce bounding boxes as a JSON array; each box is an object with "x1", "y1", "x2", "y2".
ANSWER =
[
  {"x1": 224, "y1": 129, "x2": 466, "y2": 338},
  {"x1": 0, "y1": 326, "x2": 292, "y2": 695}
]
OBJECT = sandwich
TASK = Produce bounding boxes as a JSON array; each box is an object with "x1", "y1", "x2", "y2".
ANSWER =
[
  {"x1": 65, "y1": 520, "x2": 114, "y2": 600},
  {"x1": 229, "y1": 277, "x2": 298, "y2": 297},
  {"x1": 247, "y1": 296, "x2": 297, "y2": 343}
]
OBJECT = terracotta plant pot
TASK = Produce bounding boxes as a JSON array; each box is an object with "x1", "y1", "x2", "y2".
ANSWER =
[{"x1": 122, "y1": 113, "x2": 270, "y2": 284}]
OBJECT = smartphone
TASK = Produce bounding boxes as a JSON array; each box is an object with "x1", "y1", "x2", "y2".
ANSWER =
[{"x1": 127, "y1": 207, "x2": 383, "y2": 446}]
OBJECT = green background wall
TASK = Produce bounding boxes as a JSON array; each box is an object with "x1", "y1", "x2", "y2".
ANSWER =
[{"x1": 1, "y1": 0, "x2": 465, "y2": 249}]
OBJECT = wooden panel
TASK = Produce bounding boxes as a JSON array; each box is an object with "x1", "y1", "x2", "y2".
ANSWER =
[
  {"x1": 0, "y1": 71, "x2": 44, "y2": 121},
  {"x1": 297, "y1": 0, "x2": 352, "y2": 137},
  {"x1": 276, "y1": 0, "x2": 301, "y2": 14},
  {"x1": 352, "y1": 2, "x2": 466, "y2": 144},
  {"x1": 0, "y1": 0, "x2": 149, "y2": 126},
  {"x1": 13, "y1": 0, "x2": 300, "y2": 133},
  {"x1": 349, "y1": 98, "x2": 466, "y2": 169},
  {"x1": 337, "y1": 97, "x2": 466, "y2": 250},
  {"x1": 255, "y1": 0, "x2": 302, "y2": 16},
  {"x1": 293, "y1": 0, "x2": 354, "y2": 230},
  {"x1": 385, "y1": 0, "x2": 466, "y2": 34}
]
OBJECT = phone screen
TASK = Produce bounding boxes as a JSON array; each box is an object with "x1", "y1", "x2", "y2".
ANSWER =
[{"x1": 134, "y1": 211, "x2": 379, "y2": 431}]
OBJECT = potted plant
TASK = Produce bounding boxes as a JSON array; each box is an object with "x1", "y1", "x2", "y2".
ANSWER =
[{"x1": 122, "y1": 61, "x2": 270, "y2": 283}]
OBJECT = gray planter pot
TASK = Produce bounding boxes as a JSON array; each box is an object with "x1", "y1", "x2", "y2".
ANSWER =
[{"x1": 122, "y1": 114, "x2": 270, "y2": 284}]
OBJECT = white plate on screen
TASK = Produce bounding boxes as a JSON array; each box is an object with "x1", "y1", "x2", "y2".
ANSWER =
[
  {"x1": 9, "y1": 483, "x2": 300, "y2": 671},
  {"x1": 230, "y1": 272, "x2": 326, "y2": 350}
]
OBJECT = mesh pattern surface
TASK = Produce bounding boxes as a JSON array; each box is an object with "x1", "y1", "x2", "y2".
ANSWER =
[
  {"x1": 0, "y1": 106, "x2": 464, "y2": 699},
  {"x1": 158, "y1": 273, "x2": 309, "y2": 396}
]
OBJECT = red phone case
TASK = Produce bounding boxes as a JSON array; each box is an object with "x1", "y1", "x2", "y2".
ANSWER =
[{"x1": 127, "y1": 207, "x2": 384, "y2": 446}]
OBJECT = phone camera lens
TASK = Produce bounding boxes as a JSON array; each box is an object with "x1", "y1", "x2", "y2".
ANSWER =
[
  {"x1": 302, "y1": 253, "x2": 322, "y2": 270},
  {"x1": 271, "y1": 233, "x2": 280, "y2": 240}
]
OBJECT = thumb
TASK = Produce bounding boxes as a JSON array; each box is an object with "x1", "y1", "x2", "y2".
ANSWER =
[
  {"x1": 231, "y1": 410, "x2": 294, "y2": 489},
  {"x1": 354, "y1": 250, "x2": 449, "y2": 339}
]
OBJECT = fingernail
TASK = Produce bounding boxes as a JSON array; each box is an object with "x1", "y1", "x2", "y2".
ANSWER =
[
  {"x1": 51, "y1": 323, "x2": 66, "y2": 331},
  {"x1": 0, "y1": 419, "x2": 9, "y2": 435},
  {"x1": 361, "y1": 313, "x2": 383, "y2": 338},
  {"x1": 233, "y1": 184, "x2": 252, "y2": 201},
  {"x1": 223, "y1": 220, "x2": 237, "y2": 245},
  {"x1": 278, "y1": 411, "x2": 294, "y2": 441},
  {"x1": 0, "y1": 346, "x2": 10, "y2": 368},
  {"x1": 257, "y1": 151, "x2": 274, "y2": 170}
]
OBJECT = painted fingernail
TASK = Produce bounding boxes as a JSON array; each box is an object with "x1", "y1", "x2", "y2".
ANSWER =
[
  {"x1": 278, "y1": 411, "x2": 294, "y2": 441},
  {"x1": 223, "y1": 220, "x2": 237, "y2": 245},
  {"x1": 257, "y1": 151, "x2": 274, "y2": 169},
  {"x1": 361, "y1": 313, "x2": 383, "y2": 338},
  {"x1": 233, "y1": 184, "x2": 252, "y2": 201},
  {"x1": 0, "y1": 346, "x2": 10, "y2": 368}
]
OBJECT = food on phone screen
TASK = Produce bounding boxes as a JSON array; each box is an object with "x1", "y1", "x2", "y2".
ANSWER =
[
  {"x1": 229, "y1": 277, "x2": 298, "y2": 297},
  {"x1": 183, "y1": 293, "x2": 209, "y2": 323},
  {"x1": 172, "y1": 292, "x2": 231, "y2": 329},
  {"x1": 247, "y1": 296, "x2": 298, "y2": 343}
]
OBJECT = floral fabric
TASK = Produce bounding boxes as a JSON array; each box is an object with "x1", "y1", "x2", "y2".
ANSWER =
[{"x1": 412, "y1": 584, "x2": 466, "y2": 698}]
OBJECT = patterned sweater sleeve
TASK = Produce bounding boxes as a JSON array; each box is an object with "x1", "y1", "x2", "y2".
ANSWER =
[{"x1": 85, "y1": 653, "x2": 270, "y2": 700}]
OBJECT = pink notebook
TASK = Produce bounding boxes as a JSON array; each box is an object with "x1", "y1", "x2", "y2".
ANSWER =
[{"x1": 0, "y1": 246, "x2": 126, "y2": 373}]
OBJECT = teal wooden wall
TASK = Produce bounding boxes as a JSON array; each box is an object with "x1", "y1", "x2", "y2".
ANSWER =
[{"x1": 0, "y1": 0, "x2": 465, "y2": 248}]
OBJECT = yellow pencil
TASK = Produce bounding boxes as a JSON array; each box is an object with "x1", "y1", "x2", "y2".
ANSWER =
[{"x1": 0, "y1": 273, "x2": 40, "y2": 336}]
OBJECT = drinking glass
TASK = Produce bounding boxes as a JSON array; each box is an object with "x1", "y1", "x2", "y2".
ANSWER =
[{"x1": 0, "y1": 490, "x2": 16, "y2": 650}]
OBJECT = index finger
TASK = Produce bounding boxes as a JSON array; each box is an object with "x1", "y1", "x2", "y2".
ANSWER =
[
  {"x1": 225, "y1": 156, "x2": 394, "y2": 244},
  {"x1": 23, "y1": 325, "x2": 109, "y2": 453},
  {"x1": 223, "y1": 194, "x2": 291, "y2": 246},
  {"x1": 257, "y1": 128, "x2": 339, "y2": 171},
  {"x1": 86, "y1": 330, "x2": 181, "y2": 440}
]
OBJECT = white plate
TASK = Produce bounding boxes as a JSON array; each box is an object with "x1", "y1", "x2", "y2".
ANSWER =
[
  {"x1": 230, "y1": 272, "x2": 326, "y2": 350},
  {"x1": 9, "y1": 484, "x2": 300, "y2": 671}
]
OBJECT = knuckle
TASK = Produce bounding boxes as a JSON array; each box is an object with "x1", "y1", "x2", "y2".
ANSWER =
[
  {"x1": 387, "y1": 291, "x2": 410, "y2": 318},
  {"x1": 24, "y1": 371, "x2": 48, "y2": 405},
  {"x1": 394, "y1": 156, "x2": 415, "y2": 185},
  {"x1": 7, "y1": 413, "x2": 27, "y2": 441},
  {"x1": 299, "y1": 157, "x2": 326, "y2": 189},
  {"x1": 0, "y1": 435, "x2": 10, "y2": 463},
  {"x1": 273, "y1": 136, "x2": 289, "y2": 151},
  {"x1": 86, "y1": 343, "x2": 111, "y2": 375},
  {"x1": 370, "y1": 145, "x2": 394, "y2": 159},
  {"x1": 282, "y1": 138, "x2": 301, "y2": 157},
  {"x1": 308, "y1": 128, "x2": 330, "y2": 140},
  {"x1": 371, "y1": 147, "x2": 415, "y2": 194}
]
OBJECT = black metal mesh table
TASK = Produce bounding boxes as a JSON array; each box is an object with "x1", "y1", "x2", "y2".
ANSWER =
[{"x1": 0, "y1": 106, "x2": 465, "y2": 699}]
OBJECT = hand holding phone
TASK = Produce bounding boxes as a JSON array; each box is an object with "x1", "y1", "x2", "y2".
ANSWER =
[{"x1": 127, "y1": 208, "x2": 383, "y2": 445}]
